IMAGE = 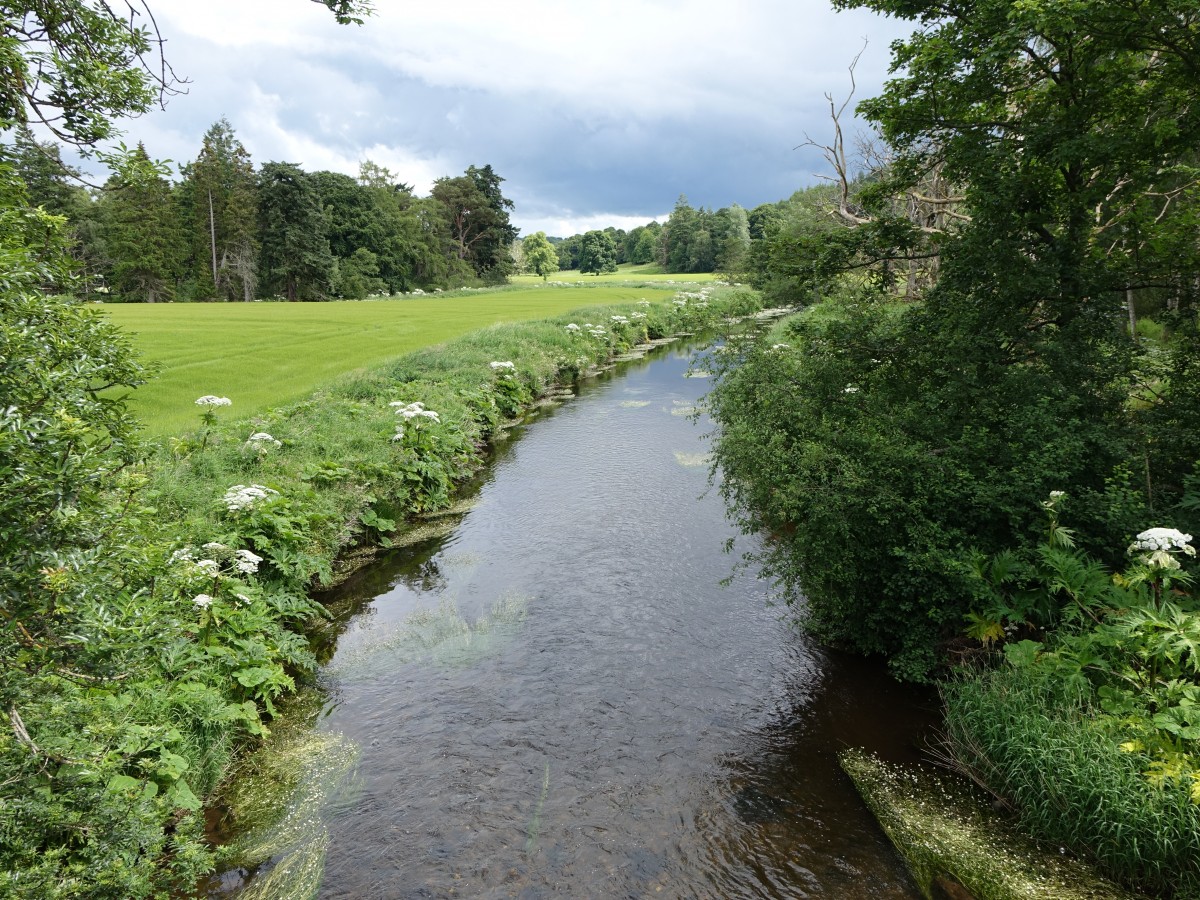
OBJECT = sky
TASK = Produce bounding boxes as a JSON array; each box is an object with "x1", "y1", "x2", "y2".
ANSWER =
[{"x1": 95, "y1": 0, "x2": 912, "y2": 237}]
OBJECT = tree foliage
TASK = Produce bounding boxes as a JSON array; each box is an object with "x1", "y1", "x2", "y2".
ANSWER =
[
  {"x1": 522, "y1": 230, "x2": 558, "y2": 279},
  {"x1": 578, "y1": 229, "x2": 618, "y2": 275},
  {"x1": 712, "y1": 0, "x2": 1200, "y2": 678}
]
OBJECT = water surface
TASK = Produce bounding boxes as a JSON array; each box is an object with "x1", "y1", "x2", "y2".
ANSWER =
[{"x1": 236, "y1": 338, "x2": 934, "y2": 898}]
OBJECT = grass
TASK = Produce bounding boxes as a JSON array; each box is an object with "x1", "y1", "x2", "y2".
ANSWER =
[
  {"x1": 96, "y1": 284, "x2": 689, "y2": 436},
  {"x1": 942, "y1": 668, "x2": 1200, "y2": 897},
  {"x1": 510, "y1": 262, "x2": 718, "y2": 284}
]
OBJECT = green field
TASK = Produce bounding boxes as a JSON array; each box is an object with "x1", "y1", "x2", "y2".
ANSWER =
[
  {"x1": 99, "y1": 284, "x2": 691, "y2": 436},
  {"x1": 510, "y1": 263, "x2": 718, "y2": 285}
]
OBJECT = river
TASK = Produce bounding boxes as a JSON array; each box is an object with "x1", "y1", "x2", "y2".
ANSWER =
[{"x1": 216, "y1": 335, "x2": 934, "y2": 899}]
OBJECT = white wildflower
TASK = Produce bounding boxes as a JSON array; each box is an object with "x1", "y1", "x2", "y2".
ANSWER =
[
  {"x1": 169, "y1": 547, "x2": 195, "y2": 565},
  {"x1": 637, "y1": 299, "x2": 650, "y2": 306},
  {"x1": 610, "y1": 315, "x2": 629, "y2": 325},
  {"x1": 565, "y1": 323, "x2": 580, "y2": 332},
  {"x1": 631, "y1": 312, "x2": 647, "y2": 320},
  {"x1": 1049, "y1": 490, "x2": 1066, "y2": 500},
  {"x1": 235, "y1": 549, "x2": 263, "y2": 574},
  {"x1": 771, "y1": 343, "x2": 790, "y2": 350},
  {"x1": 223, "y1": 484, "x2": 279, "y2": 511},
  {"x1": 490, "y1": 361, "x2": 516, "y2": 372},
  {"x1": 843, "y1": 386, "x2": 860, "y2": 394},
  {"x1": 235, "y1": 593, "x2": 252, "y2": 606},
  {"x1": 195, "y1": 559, "x2": 220, "y2": 577},
  {"x1": 1130, "y1": 527, "x2": 1195, "y2": 555},
  {"x1": 202, "y1": 542, "x2": 228, "y2": 552},
  {"x1": 391, "y1": 401, "x2": 440, "y2": 422},
  {"x1": 195, "y1": 395, "x2": 232, "y2": 407},
  {"x1": 193, "y1": 593, "x2": 213, "y2": 609},
  {"x1": 245, "y1": 432, "x2": 282, "y2": 450}
]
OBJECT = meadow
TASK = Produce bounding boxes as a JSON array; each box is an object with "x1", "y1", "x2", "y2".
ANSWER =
[
  {"x1": 98, "y1": 281, "x2": 709, "y2": 436},
  {"x1": 510, "y1": 263, "x2": 719, "y2": 285}
]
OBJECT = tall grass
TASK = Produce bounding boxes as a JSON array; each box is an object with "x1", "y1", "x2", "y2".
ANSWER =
[{"x1": 943, "y1": 666, "x2": 1200, "y2": 898}]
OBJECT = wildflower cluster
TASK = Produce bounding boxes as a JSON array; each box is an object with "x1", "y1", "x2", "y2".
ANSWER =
[
  {"x1": 195, "y1": 395, "x2": 232, "y2": 407},
  {"x1": 490, "y1": 360, "x2": 516, "y2": 376},
  {"x1": 244, "y1": 431, "x2": 282, "y2": 454},
  {"x1": 223, "y1": 484, "x2": 279, "y2": 512},
  {"x1": 389, "y1": 401, "x2": 440, "y2": 442},
  {"x1": 1129, "y1": 527, "x2": 1196, "y2": 571}
]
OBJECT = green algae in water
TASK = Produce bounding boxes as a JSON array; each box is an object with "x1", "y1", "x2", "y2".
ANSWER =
[
  {"x1": 525, "y1": 763, "x2": 552, "y2": 856},
  {"x1": 216, "y1": 692, "x2": 360, "y2": 900},
  {"x1": 839, "y1": 749, "x2": 1136, "y2": 900},
  {"x1": 332, "y1": 591, "x2": 531, "y2": 679}
]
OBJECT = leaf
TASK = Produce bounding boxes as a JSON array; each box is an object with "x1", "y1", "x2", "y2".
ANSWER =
[
  {"x1": 1004, "y1": 639, "x2": 1043, "y2": 669},
  {"x1": 106, "y1": 774, "x2": 140, "y2": 793},
  {"x1": 233, "y1": 666, "x2": 273, "y2": 688},
  {"x1": 167, "y1": 778, "x2": 202, "y2": 812}
]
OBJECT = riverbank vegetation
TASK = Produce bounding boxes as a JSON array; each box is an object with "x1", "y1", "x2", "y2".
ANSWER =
[
  {"x1": 707, "y1": 1, "x2": 1200, "y2": 895},
  {"x1": 3, "y1": 259, "x2": 762, "y2": 896}
]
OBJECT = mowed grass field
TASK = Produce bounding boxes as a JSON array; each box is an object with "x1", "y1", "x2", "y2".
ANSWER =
[
  {"x1": 99, "y1": 283, "x2": 699, "y2": 436},
  {"x1": 510, "y1": 263, "x2": 718, "y2": 285}
]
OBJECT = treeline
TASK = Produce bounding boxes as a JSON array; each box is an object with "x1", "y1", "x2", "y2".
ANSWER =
[
  {"x1": 5, "y1": 120, "x2": 518, "y2": 302},
  {"x1": 547, "y1": 195, "x2": 751, "y2": 275}
]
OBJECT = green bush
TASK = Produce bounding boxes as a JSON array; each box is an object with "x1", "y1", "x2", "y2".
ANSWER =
[{"x1": 707, "y1": 287, "x2": 1148, "y2": 680}]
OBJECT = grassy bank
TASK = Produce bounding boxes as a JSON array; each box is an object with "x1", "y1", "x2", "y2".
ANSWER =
[
  {"x1": 98, "y1": 283, "x2": 706, "y2": 435},
  {"x1": 1, "y1": 283, "x2": 766, "y2": 898}
]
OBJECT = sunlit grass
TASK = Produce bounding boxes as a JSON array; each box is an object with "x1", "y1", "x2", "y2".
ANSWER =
[
  {"x1": 97, "y1": 285, "x2": 680, "y2": 435},
  {"x1": 511, "y1": 262, "x2": 718, "y2": 284}
]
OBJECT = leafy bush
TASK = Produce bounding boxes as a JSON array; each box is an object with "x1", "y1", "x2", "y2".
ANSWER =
[{"x1": 708, "y1": 287, "x2": 1148, "y2": 679}]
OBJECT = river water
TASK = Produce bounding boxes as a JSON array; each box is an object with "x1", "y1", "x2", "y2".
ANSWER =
[{"x1": 225, "y1": 336, "x2": 934, "y2": 899}]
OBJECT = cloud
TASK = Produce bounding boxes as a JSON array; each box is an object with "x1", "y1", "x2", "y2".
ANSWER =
[{"x1": 91, "y1": 1, "x2": 913, "y2": 236}]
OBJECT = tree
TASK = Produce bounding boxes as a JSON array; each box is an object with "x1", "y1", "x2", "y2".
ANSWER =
[
  {"x1": 578, "y1": 229, "x2": 618, "y2": 275},
  {"x1": 97, "y1": 143, "x2": 186, "y2": 302},
  {"x1": 1, "y1": 2, "x2": 370, "y2": 147},
  {"x1": 430, "y1": 164, "x2": 518, "y2": 283},
  {"x1": 522, "y1": 231, "x2": 559, "y2": 280},
  {"x1": 257, "y1": 161, "x2": 334, "y2": 300},
  {"x1": 180, "y1": 118, "x2": 258, "y2": 301}
]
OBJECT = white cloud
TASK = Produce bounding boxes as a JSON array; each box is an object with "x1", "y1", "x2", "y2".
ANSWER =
[
  {"x1": 518, "y1": 210, "x2": 672, "y2": 239},
  {"x1": 82, "y1": 1, "x2": 913, "y2": 222}
]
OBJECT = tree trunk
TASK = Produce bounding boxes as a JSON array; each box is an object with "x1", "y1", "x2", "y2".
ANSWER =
[{"x1": 208, "y1": 189, "x2": 218, "y2": 284}]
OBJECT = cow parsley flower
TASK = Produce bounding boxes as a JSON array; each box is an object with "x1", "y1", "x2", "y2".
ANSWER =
[
  {"x1": 235, "y1": 549, "x2": 263, "y2": 574},
  {"x1": 195, "y1": 395, "x2": 232, "y2": 407},
  {"x1": 490, "y1": 361, "x2": 516, "y2": 374},
  {"x1": 245, "y1": 432, "x2": 282, "y2": 450},
  {"x1": 223, "y1": 484, "x2": 279, "y2": 511},
  {"x1": 390, "y1": 401, "x2": 440, "y2": 422},
  {"x1": 565, "y1": 323, "x2": 580, "y2": 332},
  {"x1": 195, "y1": 559, "x2": 220, "y2": 577},
  {"x1": 193, "y1": 593, "x2": 213, "y2": 609}
]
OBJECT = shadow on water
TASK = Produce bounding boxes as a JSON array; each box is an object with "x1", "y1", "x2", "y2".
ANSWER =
[{"x1": 207, "y1": 334, "x2": 938, "y2": 900}]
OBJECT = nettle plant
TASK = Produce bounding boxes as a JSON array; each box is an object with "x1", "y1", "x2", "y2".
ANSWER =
[{"x1": 967, "y1": 492, "x2": 1200, "y2": 799}]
